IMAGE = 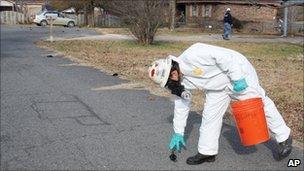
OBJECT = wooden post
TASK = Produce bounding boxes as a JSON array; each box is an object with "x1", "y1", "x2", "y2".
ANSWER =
[
  {"x1": 0, "y1": 12, "x2": 3, "y2": 24},
  {"x1": 21, "y1": 13, "x2": 25, "y2": 24},
  {"x1": 46, "y1": 15, "x2": 55, "y2": 42},
  {"x1": 50, "y1": 18, "x2": 53, "y2": 42},
  {"x1": 9, "y1": 11, "x2": 12, "y2": 24},
  {"x1": 46, "y1": 13, "x2": 58, "y2": 42}
]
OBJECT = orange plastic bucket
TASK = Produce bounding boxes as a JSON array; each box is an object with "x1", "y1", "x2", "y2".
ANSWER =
[{"x1": 231, "y1": 98, "x2": 270, "y2": 146}]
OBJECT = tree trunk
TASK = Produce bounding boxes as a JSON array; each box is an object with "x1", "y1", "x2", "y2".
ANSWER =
[
  {"x1": 169, "y1": 0, "x2": 176, "y2": 31},
  {"x1": 88, "y1": 11, "x2": 94, "y2": 27},
  {"x1": 88, "y1": 0, "x2": 95, "y2": 27},
  {"x1": 84, "y1": 5, "x2": 88, "y2": 26}
]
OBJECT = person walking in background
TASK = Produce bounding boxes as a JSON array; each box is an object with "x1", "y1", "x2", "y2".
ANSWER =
[{"x1": 223, "y1": 8, "x2": 233, "y2": 40}]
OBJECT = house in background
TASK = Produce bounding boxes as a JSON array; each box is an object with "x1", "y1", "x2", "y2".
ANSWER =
[
  {"x1": 15, "y1": 0, "x2": 45, "y2": 20},
  {"x1": 175, "y1": 0, "x2": 304, "y2": 34},
  {"x1": 1, "y1": 0, "x2": 46, "y2": 20},
  {"x1": 1, "y1": 0, "x2": 48, "y2": 24},
  {"x1": 0, "y1": 0, "x2": 15, "y2": 11}
]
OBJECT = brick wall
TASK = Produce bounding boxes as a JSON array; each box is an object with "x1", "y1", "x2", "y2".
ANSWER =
[
  {"x1": 185, "y1": 3, "x2": 278, "y2": 22},
  {"x1": 184, "y1": 3, "x2": 280, "y2": 33},
  {"x1": 212, "y1": 4, "x2": 277, "y2": 22}
]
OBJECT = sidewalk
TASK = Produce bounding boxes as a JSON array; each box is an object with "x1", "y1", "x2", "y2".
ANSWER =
[{"x1": 52, "y1": 33, "x2": 304, "y2": 45}]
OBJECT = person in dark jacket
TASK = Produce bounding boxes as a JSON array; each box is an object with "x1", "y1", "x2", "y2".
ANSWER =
[{"x1": 223, "y1": 8, "x2": 232, "y2": 40}]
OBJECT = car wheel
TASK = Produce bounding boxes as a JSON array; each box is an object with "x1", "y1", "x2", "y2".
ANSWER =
[
  {"x1": 67, "y1": 21, "x2": 75, "y2": 27},
  {"x1": 40, "y1": 20, "x2": 48, "y2": 27}
]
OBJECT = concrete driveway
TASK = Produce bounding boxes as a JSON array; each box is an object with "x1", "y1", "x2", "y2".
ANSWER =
[
  {"x1": 1, "y1": 25, "x2": 303, "y2": 170},
  {"x1": 55, "y1": 31, "x2": 304, "y2": 45}
]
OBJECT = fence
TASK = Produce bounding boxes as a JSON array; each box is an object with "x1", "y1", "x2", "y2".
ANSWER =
[
  {"x1": 1, "y1": 11, "x2": 122, "y2": 27},
  {"x1": 64, "y1": 13, "x2": 122, "y2": 27},
  {"x1": 289, "y1": 22, "x2": 304, "y2": 35},
  {"x1": 95, "y1": 15, "x2": 122, "y2": 27},
  {"x1": 0, "y1": 11, "x2": 27, "y2": 24}
]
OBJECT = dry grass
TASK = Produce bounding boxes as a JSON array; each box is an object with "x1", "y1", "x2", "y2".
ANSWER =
[{"x1": 36, "y1": 40, "x2": 304, "y2": 142}]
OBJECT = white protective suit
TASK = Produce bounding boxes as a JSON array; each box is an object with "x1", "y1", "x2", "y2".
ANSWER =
[{"x1": 170, "y1": 43, "x2": 291, "y2": 155}]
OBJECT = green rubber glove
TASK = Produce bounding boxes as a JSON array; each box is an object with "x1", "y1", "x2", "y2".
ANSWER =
[
  {"x1": 169, "y1": 133, "x2": 186, "y2": 151},
  {"x1": 233, "y1": 78, "x2": 248, "y2": 92}
]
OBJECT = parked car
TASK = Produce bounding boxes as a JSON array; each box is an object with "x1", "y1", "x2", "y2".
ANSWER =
[{"x1": 33, "y1": 11, "x2": 76, "y2": 27}]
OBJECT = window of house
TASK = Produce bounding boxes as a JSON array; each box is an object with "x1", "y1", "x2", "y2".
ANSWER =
[
  {"x1": 191, "y1": 4, "x2": 198, "y2": 17},
  {"x1": 204, "y1": 4, "x2": 212, "y2": 17}
]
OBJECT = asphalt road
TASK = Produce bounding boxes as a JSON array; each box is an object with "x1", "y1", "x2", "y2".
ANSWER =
[{"x1": 1, "y1": 25, "x2": 303, "y2": 170}]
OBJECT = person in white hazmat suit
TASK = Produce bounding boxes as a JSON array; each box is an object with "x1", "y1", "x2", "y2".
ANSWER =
[{"x1": 148, "y1": 43, "x2": 292, "y2": 165}]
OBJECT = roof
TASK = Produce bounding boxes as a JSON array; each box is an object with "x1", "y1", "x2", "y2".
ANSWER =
[
  {"x1": 176, "y1": 0, "x2": 283, "y2": 6},
  {"x1": 0, "y1": 1, "x2": 14, "y2": 7},
  {"x1": 62, "y1": 7, "x2": 76, "y2": 14},
  {"x1": 13, "y1": 0, "x2": 45, "y2": 5}
]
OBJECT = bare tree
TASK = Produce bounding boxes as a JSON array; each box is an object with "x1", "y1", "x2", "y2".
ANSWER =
[
  {"x1": 48, "y1": 0, "x2": 71, "y2": 11},
  {"x1": 104, "y1": 0, "x2": 168, "y2": 45}
]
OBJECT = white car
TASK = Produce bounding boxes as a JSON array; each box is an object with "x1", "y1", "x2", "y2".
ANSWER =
[{"x1": 33, "y1": 11, "x2": 76, "y2": 27}]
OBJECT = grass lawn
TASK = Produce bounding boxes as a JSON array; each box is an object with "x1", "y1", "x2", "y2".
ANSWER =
[{"x1": 37, "y1": 40, "x2": 303, "y2": 143}]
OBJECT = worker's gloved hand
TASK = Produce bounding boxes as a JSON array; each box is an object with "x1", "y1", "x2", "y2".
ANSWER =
[
  {"x1": 166, "y1": 79, "x2": 191, "y2": 100},
  {"x1": 169, "y1": 133, "x2": 186, "y2": 151},
  {"x1": 232, "y1": 78, "x2": 248, "y2": 92}
]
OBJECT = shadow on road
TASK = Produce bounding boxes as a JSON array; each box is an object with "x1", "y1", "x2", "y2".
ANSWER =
[
  {"x1": 166, "y1": 110, "x2": 280, "y2": 157},
  {"x1": 222, "y1": 122, "x2": 280, "y2": 158},
  {"x1": 166, "y1": 111, "x2": 202, "y2": 142},
  {"x1": 222, "y1": 123, "x2": 258, "y2": 154}
]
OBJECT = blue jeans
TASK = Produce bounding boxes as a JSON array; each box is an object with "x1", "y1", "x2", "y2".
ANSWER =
[{"x1": 223, "y1": 23, "x2": 231, "y2": 39}]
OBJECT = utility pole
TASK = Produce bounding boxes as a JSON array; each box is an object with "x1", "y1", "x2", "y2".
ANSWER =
[{"x1": 282, "y1": 0, "x2": 288, "y2": 37}]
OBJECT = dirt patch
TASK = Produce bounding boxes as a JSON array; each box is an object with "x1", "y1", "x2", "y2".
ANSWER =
[
  {"x1": 36, "y1": 40, "x2": 304, "y2": 143},
  {"x1": 95, "y1": 28, "x2": 131, "y2": 35}
]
